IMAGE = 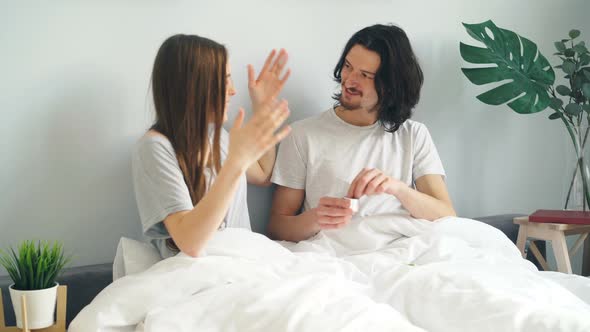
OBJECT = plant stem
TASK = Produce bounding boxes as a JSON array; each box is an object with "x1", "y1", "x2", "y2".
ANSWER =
[{"x1": 564, "y1": 162, "x2": 579, "y2": 209}]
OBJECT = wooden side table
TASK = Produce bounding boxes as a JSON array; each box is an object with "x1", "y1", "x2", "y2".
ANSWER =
[{"x1": 514, "y1": 216, "x2": 590, "y2": 274}]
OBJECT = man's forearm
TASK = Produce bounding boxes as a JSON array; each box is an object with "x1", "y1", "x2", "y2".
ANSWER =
[
  {"x1": 268, "y1": 210, "x2": 320, "y2": 242},
  {"x1": 393, "y1": 186, "x2": 456, "y2": 221}
]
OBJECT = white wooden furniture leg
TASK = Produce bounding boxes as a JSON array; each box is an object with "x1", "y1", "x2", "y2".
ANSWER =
[
  {"x1": 20, "y1": 295, "x2": 29, "y2": 332},
  {"x1": 569, "y1": 233, "x2": 588, "y2": 258},
  {"x1": 516, "y1": 223, "x2": 528, "y2": 258},
  {"x1": 529, "y1": 241, "x2": 550, "y2": 271},
  {"x1": 552, "y1": 231, "x2": 573, "y2": 274}
]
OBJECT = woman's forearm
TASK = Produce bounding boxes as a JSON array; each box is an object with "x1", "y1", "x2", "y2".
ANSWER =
[{"x1": 165, "y1": 158, "x2": 246, "y2": 256}]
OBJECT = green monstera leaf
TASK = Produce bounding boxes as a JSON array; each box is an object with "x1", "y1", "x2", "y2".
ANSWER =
[{"x1": 460, "y1": 20, "x2": 555, "y2": 114}]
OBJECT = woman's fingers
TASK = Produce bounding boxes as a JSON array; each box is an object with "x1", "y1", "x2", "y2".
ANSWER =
[
  {"x1": 258, "y1": 49, "x2": 277, "y2": 80},
  {"x1": 247, "y1": 64, "x2": 256, "y2": 88},
  {"x1": 268, "y1": 126, "x2": 291, "y2": 146},
  {"x1": 232, "y1": 108, "x2": 245, "y2": 131},
  {"x1": 254, "y1": 125, "x2": 291, "y2": 160},
  {"x1": 280, "y1": 68, "x2": 291, "y2": 86},
  {"x1": 256, "y1": 99, "x2": 289, "y2": 133},
  {"x1": 270, "y1": 49, "x2": 288, "y2": 76}
]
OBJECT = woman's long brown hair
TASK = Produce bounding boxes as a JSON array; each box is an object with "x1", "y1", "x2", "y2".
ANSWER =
[{"x1": 150, "y1": 34, "x2": 226, "y2": 250}]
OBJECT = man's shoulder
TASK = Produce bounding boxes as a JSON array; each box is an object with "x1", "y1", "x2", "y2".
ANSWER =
[
  {"x1": 396, "y1": 119, "x2": 428, "y2": 136},
  {"x1": 289, "y1": 109, "x2": 333, "y2": 136}
]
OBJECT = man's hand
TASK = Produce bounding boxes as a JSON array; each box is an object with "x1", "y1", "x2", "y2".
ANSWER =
[
  {"x1": 347, "y1": 168, "x2": 407, "y2": 199},
  {"x1": 311, "y1": 197, "x2": 354, "y2": 229}
]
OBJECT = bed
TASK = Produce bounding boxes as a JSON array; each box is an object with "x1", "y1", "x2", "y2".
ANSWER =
[{"x1": 62, "y1": 214, "x2": 590, "y2": 331}]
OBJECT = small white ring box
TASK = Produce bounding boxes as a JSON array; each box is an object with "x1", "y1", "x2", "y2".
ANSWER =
[{"x1": 344, "y1": 198, "x2": 359, "y2": 213}]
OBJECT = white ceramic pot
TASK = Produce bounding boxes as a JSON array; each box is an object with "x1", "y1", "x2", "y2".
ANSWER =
[{"x1": 9, "y1": 283, "x2": 58, "y2": 329}]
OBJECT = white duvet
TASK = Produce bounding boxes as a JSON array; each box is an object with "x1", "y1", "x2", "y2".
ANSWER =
[{"x1": 69, "y1": 215, "x2": 590, "y2": 332}]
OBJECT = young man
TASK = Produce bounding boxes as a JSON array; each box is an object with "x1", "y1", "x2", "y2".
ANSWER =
[{"x1": 269, "y1": 24, "x2": 456, "y2": 242}]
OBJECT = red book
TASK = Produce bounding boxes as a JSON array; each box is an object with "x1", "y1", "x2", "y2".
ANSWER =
[{"x1": 529, "y1": 209, "x2": 590, "y2": 225}]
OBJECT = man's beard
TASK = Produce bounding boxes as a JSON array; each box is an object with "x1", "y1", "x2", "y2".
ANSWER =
[{"x1": 339, "y1": 93, "x2": 361, "y2": 110}]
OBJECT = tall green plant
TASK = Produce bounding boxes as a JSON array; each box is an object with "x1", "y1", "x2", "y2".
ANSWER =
[
  {"x1": 0, "y1": 241, "x2": 71, "y2": 290},
  {"x1": 461, "y1": 20, "x2": 590, "y2": 210}
]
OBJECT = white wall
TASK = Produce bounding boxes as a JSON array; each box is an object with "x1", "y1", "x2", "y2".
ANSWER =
[{"x1": 1, "y1": 0, "x2": 589, "y2": 273}]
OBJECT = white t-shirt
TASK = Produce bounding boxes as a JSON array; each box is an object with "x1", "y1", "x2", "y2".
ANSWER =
[{"x1": 271, "y1": 108, "x2": 445, "y2": 217}]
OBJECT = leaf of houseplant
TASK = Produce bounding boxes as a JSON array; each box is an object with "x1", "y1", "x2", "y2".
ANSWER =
[
  {"x1": 583, "y1": 83, "x2": 590, "y2": 99},
  {"x1": 565, "y1": 103, "x2": 582, "y2": 115},
  {"x1": 557, "y1": 85, "x2": 572, "y2": 96},
  {"x1": 563, "y1": 60, "x2": 576, "y2": 75},
  {"x1": 549, "y1": 97, "x2": 564, "y2": 110},
  {"x1": 461, "y1": 20, "x2": 555, "y2": 114},
  {"x1": 555, "y1": 41, "x2": 566, "y2": 52},
  {"x1": 570, "y1": 29, "x2": 581, "y2": 39},
  {"x1": 574, "y1": 43, "x2": 588, "y2": 55},
  {"x1": 548, "y1": 112, "x2": 561, "y2": 120}
]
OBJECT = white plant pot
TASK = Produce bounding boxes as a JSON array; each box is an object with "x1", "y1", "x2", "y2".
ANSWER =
[{"x1": 9, "y1": 283, "x2": 58, "y2": 329}]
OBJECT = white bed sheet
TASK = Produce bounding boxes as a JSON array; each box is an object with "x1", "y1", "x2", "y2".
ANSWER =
[{"x1": 70, "y1": 215, "x2": 590, "y2": 332}]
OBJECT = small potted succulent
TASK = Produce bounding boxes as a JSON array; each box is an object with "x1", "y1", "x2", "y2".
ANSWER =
[{"x1": 0, "y1": 240, "x2": 70, "y2": 329}]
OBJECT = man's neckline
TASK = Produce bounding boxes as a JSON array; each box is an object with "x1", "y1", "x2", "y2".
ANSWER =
[{"x1": 330, "y1": 107, "x2": 380, "y2": 130}]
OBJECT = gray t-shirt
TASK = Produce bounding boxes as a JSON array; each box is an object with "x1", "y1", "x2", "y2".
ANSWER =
[
  {"x1": 271, "y1": 108, "x2": 445, "y2": 218},
  {"x1": 131, "y1": 129, "x2": 251, "y2": 258}
]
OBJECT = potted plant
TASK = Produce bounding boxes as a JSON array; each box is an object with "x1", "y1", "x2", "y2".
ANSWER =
[
  {"x1": 460, "y1": 20, "x2": 590, "y2": 210},
  {"x1": 0, "y1": 240, "x2": 70, "y2": 329}
]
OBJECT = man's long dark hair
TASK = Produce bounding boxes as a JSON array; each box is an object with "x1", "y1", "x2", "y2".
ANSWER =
[{"x1": 333, "y1": 24, "x2": 424, "y2": 133}]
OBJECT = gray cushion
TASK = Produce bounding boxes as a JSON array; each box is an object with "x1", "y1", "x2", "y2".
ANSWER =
[{"x1": 471, "y1": 214, "x2": 525, "y2": 243}]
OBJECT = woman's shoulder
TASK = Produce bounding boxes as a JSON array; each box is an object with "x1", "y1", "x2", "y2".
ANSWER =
[{"x1": 133, "y1": 130, "x2": 176, "y2": 165}]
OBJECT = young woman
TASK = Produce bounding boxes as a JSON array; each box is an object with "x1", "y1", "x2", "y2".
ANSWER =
[{"x1": 132, "y1": 34, "x2": 291, "y2": 258}]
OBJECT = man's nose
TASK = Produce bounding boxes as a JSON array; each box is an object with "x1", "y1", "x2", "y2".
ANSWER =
[{"x1": 346, "y1": 71, "x2": 361, "y2": 85}]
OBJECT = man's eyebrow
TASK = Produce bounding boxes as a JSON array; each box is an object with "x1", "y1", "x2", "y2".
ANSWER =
[{"x1": 345, "y1": 59, "x2": 375, "y2": 76}]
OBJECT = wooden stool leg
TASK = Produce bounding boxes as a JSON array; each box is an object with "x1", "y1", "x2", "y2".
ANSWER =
[
  {"x1": 516, "y1": 224, "x2": 528, "y2": 258},
  {"x1": 0, "y1": 288, "x2": 6, "y2": 329},
  {"x1": 552, "y1": 231, "x2": 573, "y2": 274},
  {"x1": 583, "y1": 234, "x2": 590, "y2": 276},
  {"x1": 529, "y1": 241, "x2": 550, "y2": 271}
]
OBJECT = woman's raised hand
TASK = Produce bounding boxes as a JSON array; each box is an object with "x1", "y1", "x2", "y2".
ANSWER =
[
  {"x1": 227, "y1": 99, "x2": 291, "y2": 171},
  {"x1": 248, "y1": 49, "x2": 290, "y2": 113}
]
